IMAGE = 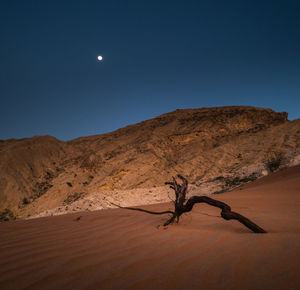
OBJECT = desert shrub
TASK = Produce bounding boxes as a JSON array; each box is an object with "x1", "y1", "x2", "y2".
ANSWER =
[
  {"x1": 266, "y1": 155, "x2": 282, "y2": 173},
  {"x1": 212, "y1": 176, "x2": 225, "y2": 182},
  {"x1": 210, "y1": 173, "x2": 257, "y2": 195},
  {"x1": 224, "y1": 174, "x2": 257, "y2": 187},
  {"x1": 0, "y1": 208, "x2": 15, "y2": 222},
  {"x1": 213, "y1": 189, "x2": 228, "y2": 194},
  {"x1": 34, "y1": 181, "x2": 53, "y2": 198},
  {"x1": 64, "y1": 192, "x2": 86, "y2": 204},
  {"x1": 45, "y1": 171, "x2": 55, "y2": 179},
  {"x1": 22, "y1": 197, "x2": 30, "y2": 205},
  {"x1": 66, "y1": 182, "x2": 73, "y2": 187}
]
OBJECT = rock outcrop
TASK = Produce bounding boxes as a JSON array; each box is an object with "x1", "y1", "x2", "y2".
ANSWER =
[{"x1": 1, "y1": 106, "x2": 299, "y2": 219}]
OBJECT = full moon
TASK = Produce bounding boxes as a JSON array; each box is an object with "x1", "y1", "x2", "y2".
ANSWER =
[{"x1": 97, "y1": 55, "x2": 103, "y2": 61}]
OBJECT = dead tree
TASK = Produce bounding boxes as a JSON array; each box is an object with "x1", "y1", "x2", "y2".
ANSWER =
[{"x1": 114, "y1": 175, "x2": 266, "y2": 233}]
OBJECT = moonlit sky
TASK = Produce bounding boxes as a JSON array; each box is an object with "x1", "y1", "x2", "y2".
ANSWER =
[{"x1": 1, "y1": 0, "x2": 299, "y2": 141}]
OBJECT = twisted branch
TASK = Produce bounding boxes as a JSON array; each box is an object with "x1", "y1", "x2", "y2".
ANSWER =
[
  {"x1": 111, "y1": 202, "x2": 174, "y2": 215},
  {"x1": 113, "y1": 175, "x2": 267, "y2": 233}
]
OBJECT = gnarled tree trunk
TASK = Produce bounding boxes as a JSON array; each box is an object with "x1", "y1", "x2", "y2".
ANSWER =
[{"x1": 114, "y1": 175, "x2": 266, "y2": 233}]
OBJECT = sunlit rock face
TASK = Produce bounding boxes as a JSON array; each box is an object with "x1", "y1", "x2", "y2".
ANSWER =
[{"x1": 0, "y1": 106, "x2": 299, "y2": 219}]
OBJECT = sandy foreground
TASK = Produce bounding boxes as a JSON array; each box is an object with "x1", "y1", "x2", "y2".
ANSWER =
[{"x1": 0, "y1": 166, "x2": 300, "y2": 290}]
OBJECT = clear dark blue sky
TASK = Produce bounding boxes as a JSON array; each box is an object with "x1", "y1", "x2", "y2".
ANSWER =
[{"x1": 1, "y1": 0, "x2": 299, "y2": 141}]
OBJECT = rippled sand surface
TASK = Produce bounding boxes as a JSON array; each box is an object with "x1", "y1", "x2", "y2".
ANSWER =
[{"x1": 1, "y1": 166, "x2": 300, "y2": 289}]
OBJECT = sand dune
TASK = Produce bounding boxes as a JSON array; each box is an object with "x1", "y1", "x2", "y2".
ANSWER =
[{"x1": 0, "y1": 165, "x2": 300, "y2": 289}]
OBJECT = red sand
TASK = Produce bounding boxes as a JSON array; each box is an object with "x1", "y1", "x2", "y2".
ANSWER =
[{"x1": 1, "y1": 166, "x2": 300, "y2": 289}]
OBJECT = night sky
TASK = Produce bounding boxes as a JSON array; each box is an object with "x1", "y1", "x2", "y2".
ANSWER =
[{"x1": 1, "y1": 0, "x2": 299, "y2": 141}]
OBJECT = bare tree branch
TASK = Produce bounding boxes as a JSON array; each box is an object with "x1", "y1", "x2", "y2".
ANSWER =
[
  {"x1": 113, "y1": 175, "x2": 267, "y2": 234},
  {"x1": 183, "y1": 196, "x2": 266, "y2": 233},
  {"x1": 111, "y1": 202, "x2": 174, "y2": 215}
]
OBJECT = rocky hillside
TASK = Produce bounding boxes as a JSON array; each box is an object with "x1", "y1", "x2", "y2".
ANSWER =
[{"x1": 1, "y1": 106, "x2": 300, "y2": 220}]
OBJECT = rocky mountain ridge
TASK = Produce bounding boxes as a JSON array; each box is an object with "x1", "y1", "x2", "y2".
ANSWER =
[{"x1": 1, "y1": 106, "x2": 299, "y2": 220}]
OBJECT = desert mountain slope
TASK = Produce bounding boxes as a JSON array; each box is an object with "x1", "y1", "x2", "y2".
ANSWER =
[{"x1": 0, "y1": 106, "x2": 299, "y2": 219}]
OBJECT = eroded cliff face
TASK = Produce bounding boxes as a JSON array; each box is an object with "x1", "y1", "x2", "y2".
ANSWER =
[{"x1": 1, "y1": 106, "x2": 299, "y2": 220}]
